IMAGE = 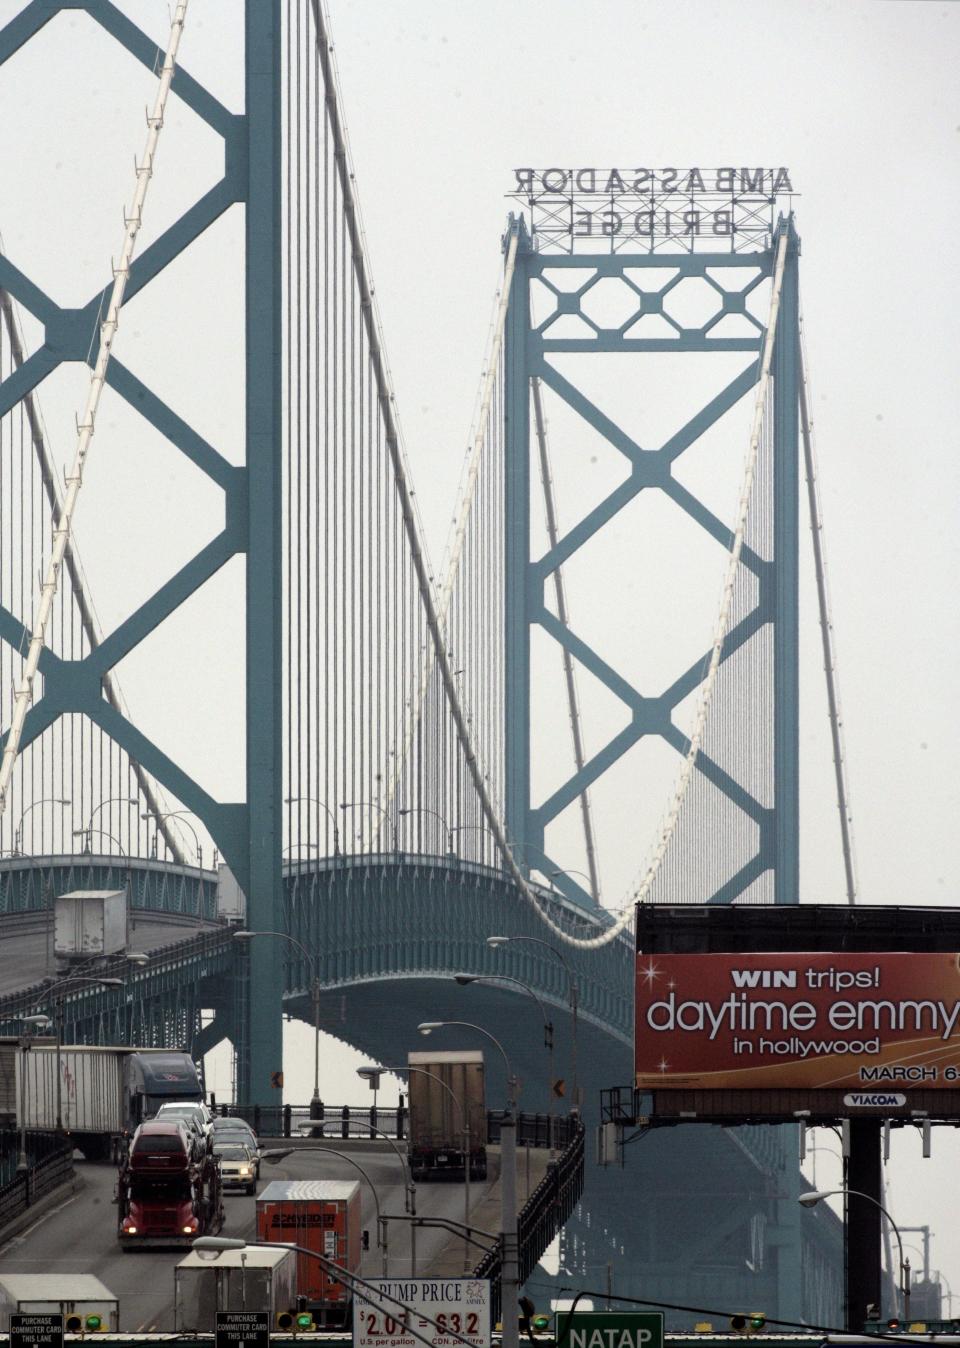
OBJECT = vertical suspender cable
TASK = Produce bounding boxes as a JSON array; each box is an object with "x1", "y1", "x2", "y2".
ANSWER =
[
  {"x1": 0, "y1": 1, "x2": 190, "y2": 818},
  {"x1": 313, "y1": 0, "x2": 787, "y2": 948},
  {"x1": 531, "y1": 376, "x2": 600, "y2": 905},
  {"x1": 799, "y1": 325, "x2": 858, "y2": 906}
]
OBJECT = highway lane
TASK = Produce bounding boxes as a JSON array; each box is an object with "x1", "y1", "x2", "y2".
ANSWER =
[
  {"x1": 0, "y1": 912, "x2": 219, "y2": 996},
  {"x1": 0, "y1": 1146, "x2": 498, "y2": 1329}
]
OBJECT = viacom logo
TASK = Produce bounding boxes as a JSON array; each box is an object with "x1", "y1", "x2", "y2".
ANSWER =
[{"x1": 843, "y1": 1092, "x2": 907, "y2": 1109}]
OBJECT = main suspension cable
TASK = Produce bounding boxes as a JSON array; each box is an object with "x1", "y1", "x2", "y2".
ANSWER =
[{"x1": 0, "y1": 1, "x2": 190, "y2": 817}]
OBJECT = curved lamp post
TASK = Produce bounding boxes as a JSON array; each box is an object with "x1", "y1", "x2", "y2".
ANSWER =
[
  {"x1": 452, "y1": 972, "x2": 555, "y2": 1150},
  {"x1": 233, "y1": 930, "x2": 321, "y2": 1105},
  {"x1": 359, "y1": 1061, "x2": 474, "y2": 1273},
  {"x1": 262, "y1": 1145, "x2": 387, "y2": 1274},
  {"x1": 799, "y1": 1187, "x2": 910, "y2": 1320},
  {"x1": 340, "y1": 801, "x2": 397, "y2": 850},
  {"x1": 487, "y1": 932, "x2": 580, "y2": 1109},
  {"x1": 14, "y1": 796, "x2": 71, "y2": 854},
  {"x1": 27, "y1": 975, "x2": 123, "y2": 1132},
  {"x1": 285, "y1": 795, "x2": 341, "y2": 856},
  {"x1": 295, "y1": 1118, "x2": 418, "y2": 1274},
  {"x1": 398, "y1": 807, "x2": 454, "y2": 855},
  {"x1": 418, "y1": 1018, "x2": 520, "y2": 1348}
]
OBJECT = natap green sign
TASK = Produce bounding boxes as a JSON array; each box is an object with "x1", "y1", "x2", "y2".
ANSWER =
[{"x1": 562, "y1": 1313, "x2": 664, "y2": 1348}]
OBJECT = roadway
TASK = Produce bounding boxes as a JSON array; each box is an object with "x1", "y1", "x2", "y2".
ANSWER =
[
  {"x1": 0, "y1": 1144, "x2": 502, "y2": 1330},
  {"x1": 0, "y1": 911, "x2": 219, "y2": 996}
]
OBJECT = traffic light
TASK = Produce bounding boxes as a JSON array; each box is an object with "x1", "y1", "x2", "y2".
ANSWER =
[
  {"x1": 519, "y1": 1298, "x2": 551, "y2": 1339},
  {"x1": 66, "y1": 1315, "x2": 106, "y2": 1334},
  {"x1": 276, "y1": 1310, "x2": 316, "y2": 1333},
  {"x1": 729, "y1": 1313, "x2": 766, "y2": 1335}
]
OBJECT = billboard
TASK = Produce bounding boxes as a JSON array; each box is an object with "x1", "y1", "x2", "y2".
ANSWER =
[{"x1": 635, "y1": 951, "x2": 960, "y2": 1091}]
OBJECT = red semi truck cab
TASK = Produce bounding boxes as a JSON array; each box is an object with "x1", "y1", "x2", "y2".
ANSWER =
[{"x1": 256, "y1": 1179, "x2": 361, "y2": 1327}]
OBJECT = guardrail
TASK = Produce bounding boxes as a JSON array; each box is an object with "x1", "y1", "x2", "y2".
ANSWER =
[
  {"x1": 217, "y1": 1101, "x2": 579, "y2": 1149},
  {"x1": 473, "y1": 1120, "x2": 585, "y2": 1324},
  {"x1": 0, "y1": 1129, "x2": 74, "y2": 1231}
]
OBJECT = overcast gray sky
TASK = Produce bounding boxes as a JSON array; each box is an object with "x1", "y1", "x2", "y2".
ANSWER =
[{"x1": 1, "y1": 0, "x2": 958, "y2": 1304}]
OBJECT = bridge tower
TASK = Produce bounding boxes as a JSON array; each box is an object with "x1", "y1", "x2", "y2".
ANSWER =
[
  {"x1": 502, "y1": 185, "x2": 800, "y2": 910},
  {"x1": 0, "y1": 0, "x2": 285, "y2": 1103}
]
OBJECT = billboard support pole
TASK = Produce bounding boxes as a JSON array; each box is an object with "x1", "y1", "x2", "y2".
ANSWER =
[{"x1": 846, "y1": 1120, "x2": 882, "y2": 1330}]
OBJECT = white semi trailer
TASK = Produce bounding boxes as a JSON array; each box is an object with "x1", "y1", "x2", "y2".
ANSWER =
[{"x1": 9, "y1": 1044, "x2": 203, "y2": 1159}]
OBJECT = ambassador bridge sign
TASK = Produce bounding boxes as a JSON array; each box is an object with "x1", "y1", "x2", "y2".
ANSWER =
[{"x1": 509, "y1": 166, "x2": 796, "y2": 253}]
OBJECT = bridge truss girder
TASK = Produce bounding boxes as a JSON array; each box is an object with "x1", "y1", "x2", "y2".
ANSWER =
[
  {"x1": 503, "y1": 221, "x2": 800, "y2": 908},
  {"x1": 0, "y1": 0, "x2": 285, "y2": 1102}
]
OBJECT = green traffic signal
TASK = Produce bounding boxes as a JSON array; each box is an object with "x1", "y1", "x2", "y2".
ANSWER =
[{"x1": 296, "y1": 1313, "x2": 315, "y2": 1331}]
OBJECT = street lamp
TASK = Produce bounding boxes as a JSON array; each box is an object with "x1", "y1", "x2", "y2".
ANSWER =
[
  {"x1": 295, "y1": 1119, "x2": 419, "y2": 1275},
  {"x1": 339, "y1": 801, "x2": 397, "y2": 850},
  {"x1": 449, "y1": 824, "x2": 498, "y2": 857},
  {"x1": 487, "y1": 933, "x2": 580, "y2": 1110},
  {"x1": 142, "y1": 810, "x2": 203, "y2": 868},
  {"x1": 799, "y1": 1188, "x2": 911, "y2": 1321},
  {"x1": 359, "y1": 1062, "x2": 474, "y2": 1273},
  {"x1": 398, "y1": 807, "x2": 454, "y2": 854},
  {"x1": 191, "y1": 1236, "x2": 477, "y2": 1348},
  {"x1": 262, "y1": 1145, "x2": 387, "y2": 1274},
  {"x1": 285, "y1": 795, "x2": 342, "y2": 855},
  {"x1": 233, "y1": 930, "x2": 321, "y2": 1104},
  {"x1": 417, "y1": 1018, "x2": 520, "y2": 1348},
  {"x1": 72, "y1": 827, "x2": 125, "y2": 855},
  {"x1": 78, "y1": 797, "x2": 138, "y2": 854},
  {"x1": 452, "y1": 972, "x2": 555, "y2": 1148},
  {"x1": 37, "y1": 975, "x2": 123, "y2": 1131},
  {"x1": 14, "y1": 797, "x2": 71, "y2": 854}
]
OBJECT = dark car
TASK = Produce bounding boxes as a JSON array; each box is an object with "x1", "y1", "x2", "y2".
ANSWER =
[{"x1": 129, "y1": 1119, "x2": 193, "y2": 1169}]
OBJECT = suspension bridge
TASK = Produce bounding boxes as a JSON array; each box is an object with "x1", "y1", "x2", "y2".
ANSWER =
[{"x1": 0, "y1": 0, "x2": 854, "y2": 1325}]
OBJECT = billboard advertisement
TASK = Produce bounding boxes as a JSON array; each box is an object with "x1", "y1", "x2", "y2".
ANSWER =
[{"x1": 635, "y1": 951, "x2": 960, "y2": 1090}]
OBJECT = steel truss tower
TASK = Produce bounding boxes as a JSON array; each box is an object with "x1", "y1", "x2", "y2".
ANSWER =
[
  {"x1": 0, "y1": 0, "x2": 283, "y2": 1103},
  {"x1": 504, "y1": 217, "x2": 800, "y2": 909}
]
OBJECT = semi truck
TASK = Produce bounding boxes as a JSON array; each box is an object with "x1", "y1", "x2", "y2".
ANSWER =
[
  {"x1": 54, "y1": 890, "x2": 128, "y2": 966},
  {"x1": 256, "y1": 1180, "x2": 361, "y2": 1328},
  {"x1": 407, "y1": 1049, "x2": 487, "y2": 1180},
  {"x1": 117, "y1": 1120, "x2": 224, "y2": 1249},
  {"x1": 0, "y1": 1274, "x2": 119, "y2": 1332},
  {"x1": 175, "y1": 1247, "x2": 297, "y2": 1330},
  {"x1": 11, "y1": 1045, "x2": 203, "y2": 1160}
]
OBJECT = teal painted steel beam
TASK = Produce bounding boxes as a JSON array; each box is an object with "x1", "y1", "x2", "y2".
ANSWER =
[
  {"x1": 242, "y1": 0, "x2": 284, "y2": 1106},
  {"x1": 773, "y1": 220, "x2": 801, "y2": 903},
  {"x1": 503, "y1": 231, "x2": 799, "y2": 909},
  {"x1": 504, "y1": 223, "x2": 532, "y2": 873}
]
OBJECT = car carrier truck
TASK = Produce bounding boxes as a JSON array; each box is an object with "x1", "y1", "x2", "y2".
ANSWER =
[{"x1": 117, "y1": 1119, "x2": 223, "y2": 1250}]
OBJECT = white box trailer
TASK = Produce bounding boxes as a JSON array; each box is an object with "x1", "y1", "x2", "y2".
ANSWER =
[
  {"x1": 13, "y1": 1046, "x2": 203, "y2": 1159},
  {"x1": 0, "y1": 1274, "x2": 119, "y2": 1332},
  {"x1": 175, "y1": 1247, "x2": 296, "y2": 1330},
  {"x1": 54, "y1": 890, "x2": 127, "y2": 964}
]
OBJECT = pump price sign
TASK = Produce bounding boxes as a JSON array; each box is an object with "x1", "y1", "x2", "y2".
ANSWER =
[
  {"x1": 11, "y1": 1315, "x2": 63, "y2": 1348},
  {"x1": 355, "y1": 1279, "x2": 490, "y2": 1348}
]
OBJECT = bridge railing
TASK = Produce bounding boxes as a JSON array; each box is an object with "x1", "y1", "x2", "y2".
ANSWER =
[
  {"x1": 0, "y1": 1129, "x2": 74, "y2": 1232},
  {"x1": 473, "y1": 1120, "x2": 585, "y2": 1324},
  {"x1": 216, "y1": 1101, "x2": 580, "y2": 1149}
]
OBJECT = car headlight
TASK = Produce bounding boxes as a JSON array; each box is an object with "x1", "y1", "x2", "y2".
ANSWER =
[{"x1": 238, "y1": 1166, "x2": 251, "y2": 1175}]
